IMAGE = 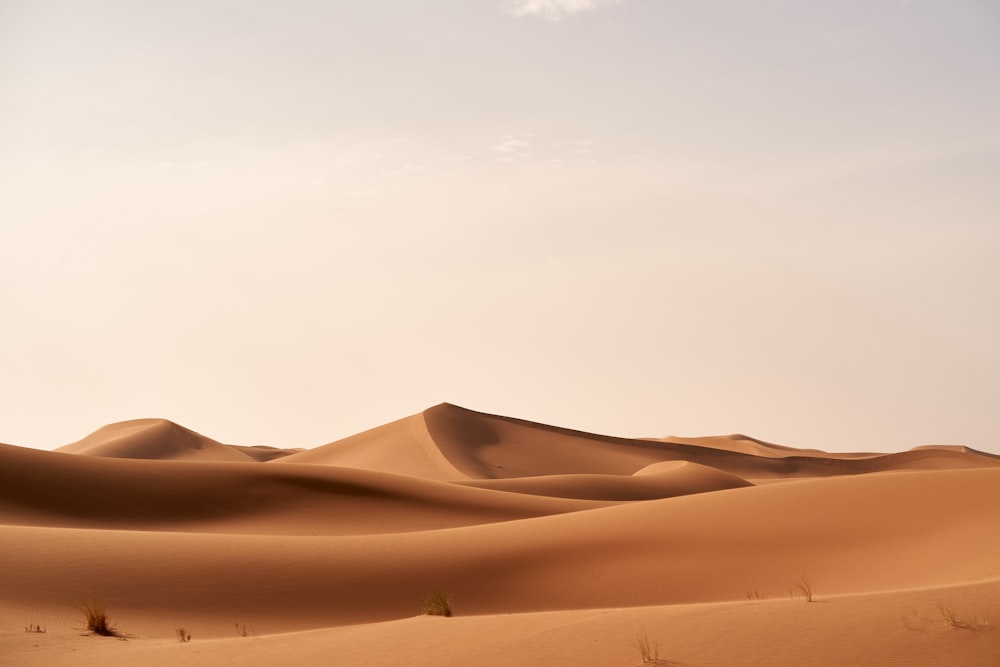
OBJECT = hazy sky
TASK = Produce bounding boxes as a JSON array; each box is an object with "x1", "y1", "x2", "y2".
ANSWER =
[{"x1": 2, "y1": 0, "x2": 998, "y2": 454}]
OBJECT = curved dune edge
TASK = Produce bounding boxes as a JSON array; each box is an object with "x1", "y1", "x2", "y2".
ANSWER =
[
  {"x1": 0, "y1": 443, "x2": 608, "y2": 534},
  {"x1": 420, "y1": 403, "x2": 1000, "y2": 480},
  {"x1": 459, "y1": 461, "x2": 751, "y2": 501},
  {"x1": 647, "y1": 433, "x2": 844, "y2": 458}
]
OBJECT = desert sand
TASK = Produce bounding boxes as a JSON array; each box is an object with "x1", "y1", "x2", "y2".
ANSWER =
[{"x1": 1, "y1": 402, "x2": 998, "y2": 666}]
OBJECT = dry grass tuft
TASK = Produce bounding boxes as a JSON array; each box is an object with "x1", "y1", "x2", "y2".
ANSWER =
[
  {"x1": 940, "y1": 604, "x2": 969, "y2": 629},
  {"x1": 793, "y1": 578, "x2": 814, "y2": 603},
  {"x1": 79, "y1": 596, "x2": 120, "y2": 637},
  {"x1": 421, "y1": 592, "x2": 453, "y2": 617},
  {"x1": 634, "y1": 627, "x2": 661, "y2": 665},
  {"x1": 940, "y1": 604, "x2": 990, "y2": 632}
]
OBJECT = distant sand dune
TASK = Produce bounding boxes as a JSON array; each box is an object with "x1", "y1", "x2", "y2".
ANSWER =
[
  {"x1": 423, "y1": 403, "x2": 998, "y2": 480},
  {"x1": 58, "y1": 405, "x2": 999, "y2": 480},
  {"x1": 57, "y1": 418, "x2": 253, "y2": 462}
]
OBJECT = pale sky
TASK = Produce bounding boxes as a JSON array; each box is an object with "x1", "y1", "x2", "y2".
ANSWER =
[{"x1": 1, "y1": 0, "x2": 998, "y2": 454}]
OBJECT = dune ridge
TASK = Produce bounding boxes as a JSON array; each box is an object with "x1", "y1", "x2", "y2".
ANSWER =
[
  {"x1": 420, "y1": 403, "x2": 999, "y2": 480},
  {"x1": 56, "y1": 405, "x2": 1000, "y2": 480}
]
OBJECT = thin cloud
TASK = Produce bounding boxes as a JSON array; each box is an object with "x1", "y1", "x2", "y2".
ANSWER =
[
  {"x1": 490, "y1": 138, "x2": 532, "y2": 155},
  {"x1": 504, "y1": 0, "x2": 621, "y2": 20}
]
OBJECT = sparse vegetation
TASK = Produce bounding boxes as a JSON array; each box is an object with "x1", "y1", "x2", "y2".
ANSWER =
[
  {"x1": 176, "y1": 627, "x2": 192, "y2": 642},
  {"x1": 902, "y1": 604, "x2": 991, "y2": 633},
  {"x1": 234, "y1": 622, "x2": 256, "y2": 637},
  {"x1": 939, "y1": 604, "x2": 990, "y2": 632},
  {"x1": 79, "y1": 596, "x2": 120, "y2": 637},
  {"x1": 940, "y1": 604, "x2": 966, "y2": 628},
  {"x1": 901, "y1": 606, "x2": 925, "y2": 631},
  {"x1": 421, "y1": 592, "x2": 453, "y2": 617},
  {"x1": 792, "y1": 578, "x2": 814, "y2": 603},
  {"x1": 634, "y1": 627, "x2": 661, "y2": 665},
  {"x1": 746, "y1": 589, "x2": 765, "y2": 600},
  {"x1": 24, "y1": 624, "x2": 45, "y2": 633}
]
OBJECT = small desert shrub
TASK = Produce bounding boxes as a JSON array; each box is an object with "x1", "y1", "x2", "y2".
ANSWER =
[
  {"x1": 793, "y1": 578, "x2": 814, "y2": 603},
  {"x1": 24, "y1": 624, "x2": 45, "y2": 633},
  {"x1": 176, "y1": 627, "x2": 191, "y2": 642},
  {"x1": 940, "y1": 605, "x2": 966, "y2": 628},
  {"x1": 79, "y1": 596, "x2": 119, "y2": 637},
  {"x1": 421, "y1": 592, "x2": 452, "y2": 617},
  {"x1": 634, "y1": 627, "x2": 660, "y2": 665}
]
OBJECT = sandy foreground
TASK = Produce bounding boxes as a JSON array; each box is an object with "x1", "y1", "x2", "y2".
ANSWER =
[{"x1": 1, "y1": 403, "x2": 998, "y2": 666}]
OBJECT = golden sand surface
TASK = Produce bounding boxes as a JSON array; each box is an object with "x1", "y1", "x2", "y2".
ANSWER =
[{"x1": 2, "y1": 403, "x2": 997, "y2": 666}]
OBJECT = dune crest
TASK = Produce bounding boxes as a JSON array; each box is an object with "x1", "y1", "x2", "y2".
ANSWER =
[
  {"x1": 420, "y1": 403, "x2": 999, "y2": 480},
  {"x1": 276, "y1": 413, "x2": 469, "y2": 480}
]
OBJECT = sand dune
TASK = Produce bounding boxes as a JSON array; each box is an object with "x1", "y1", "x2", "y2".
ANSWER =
[
  {"x1": 57, "y1": 419, "x2": 253, "y2": 462},
  {"x1": 3, "y1": 466, "x2": 996, "y2": 625},
  {"x1": 2, "y1": 403, "x2": 998, "y2": 666},
  {"x1": 56, "y1": 418, "x2": 304, "y2": 463},
  {"x1": 420, "y1": 403, "x2": 1000, "y2": 479},
  {"x1": 276, "y1": 412, "x2": 467, "y2": 480},
  {"x1": 0, "y1": 443, "x2": 607, "y2": 535},
  {"x1": 280, "y1": 403, "x2": 1000, "y2": 481}
]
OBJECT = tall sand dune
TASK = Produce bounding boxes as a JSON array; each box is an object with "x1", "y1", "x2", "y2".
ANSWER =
[{"x1": 276, "y1": 413, "x2": 468, "y2": 480}]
